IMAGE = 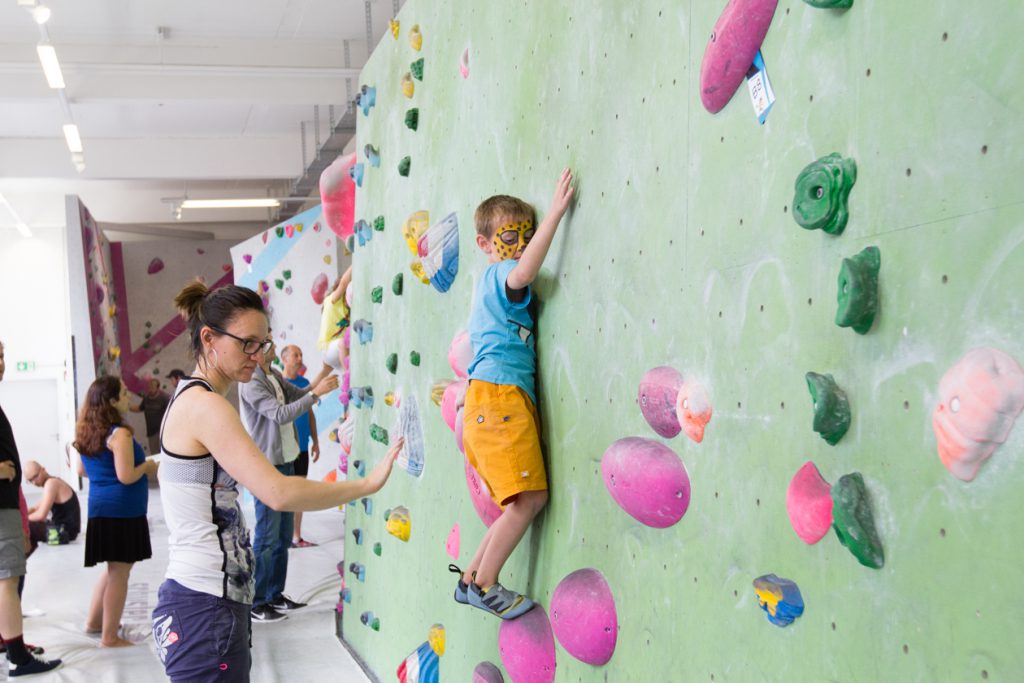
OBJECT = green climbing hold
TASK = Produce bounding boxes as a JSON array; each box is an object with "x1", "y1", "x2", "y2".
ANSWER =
[
  {"x1": 386, "y1": 353, "x2": 398, "y2": 374},
  {"x1": 805, "y1": 372, "x2": 850, "y2": 445},
  {"x1": 410, "y1": 58, "x2": 424, "y2": 81},
  {"x1": 405, "y1": 108, "x2": 419, "y2": 131},
  {"x1": 792, "y1": 153, "x2": 857, "y2": 235},
  {"x1": 371, "y1": 286, "x2": 383, "y2": 303},
  {"x1": 283, "y1": 270, "x2": 292, "y2": 280},
  {"x1": 274, "y1": 279, "x2": 285, "y2": 290},
  {"x1": 373, "y1": 542, "x2": 382, "y2": 557},
  {"x1": 409, "y1": 351, "x2": 420, "y2": 367},
  {"x1": 831, "y1": 472, "x2": 884, "y2": 569},
  {"x1": 275, "y1": 226, "x2": 285, "y2": 238},
  {"x1": 392, "y1": 273, "x2": 404, "y2": 296},
  {"x1": 804, "y1": 0, "x2": 853, "y2": 8},
  {"x1": 370, "y1": 423, "x2": 389, "y2": 445},
  {"x1": 836, "y1": 246, "x2": 881, "y2": 335},
  {"x1": 373, "y1": 216, "x2": 385, "y2": 232},
  {"x1": 398, "y1": 156, "x2": 411, "y2": 177}
]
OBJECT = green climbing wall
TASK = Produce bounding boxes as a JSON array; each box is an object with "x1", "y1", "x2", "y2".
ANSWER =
[{"x1": 343, "y1": 1, "x2": 1024, "y2": 680}]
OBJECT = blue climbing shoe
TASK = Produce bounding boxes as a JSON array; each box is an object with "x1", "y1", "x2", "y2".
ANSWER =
[
  {"x1": 468, "y1": 581, "x2": 536, "y2": 620},
  {"x1": 449, "y1": 564, "x2": 470, "y2": 604}
]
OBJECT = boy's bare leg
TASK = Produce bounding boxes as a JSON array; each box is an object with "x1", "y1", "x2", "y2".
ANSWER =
[
  {"x1": 0, "y1": 576, "x2": 23, "y2": 642},
  {"x1": 472, "y1": 489, "x2": 547, "y2": 589}
]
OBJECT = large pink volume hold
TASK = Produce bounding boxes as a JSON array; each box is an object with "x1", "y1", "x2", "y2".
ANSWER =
[
  {"x1": 601, "y1": 437, "x2": 691, "y2": 528},
  {"x1": 448, "y1": 329, "x2": 473, "y2": 378},
  {"x1": 499, "y1": 607, "x2": 557, "y2": 683},
  {"x1": 441, "y1": 379, "x2": 468, "y2": 432},
  {"x1": 638, "y1": 366, "x2": 684, "y2": 438},
  {"x1": 933, "y1": 347, "x2": 1024, "y2": 481},
  {"x1": 550, "y1": 569, "x2": 617, "y2": 666},
  {"x1": 464, "y1": 457, "x2": 502, "y2": 527},
  {"x1": 699, "y1": 0, "x2": 779, "y2": 114},
  {"x1": 319, "y1": 153, "x2": 357, "y2": 239},
  {"x1": 786, "y1": 461, "x2": 833, "y2": 544}
]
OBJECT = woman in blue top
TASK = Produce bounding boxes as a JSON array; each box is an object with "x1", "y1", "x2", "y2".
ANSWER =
[{"x1": 73, "y1": 376, "x2": 158, "y2": 647}]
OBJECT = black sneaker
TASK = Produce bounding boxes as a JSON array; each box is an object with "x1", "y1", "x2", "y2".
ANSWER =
[
  {"x1": 250, "y1": 604, "x2": 287, "y2": 623},
  {"x1": 9, "y1": 655, "x2": 63, "y2": 677},
  {"x1": 268, "y1": 595, "x2": 307, "y2": 612}
]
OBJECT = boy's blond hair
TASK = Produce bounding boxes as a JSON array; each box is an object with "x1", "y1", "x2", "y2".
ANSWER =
[{"x1": 474, "y1": 195, "x2": 535, "y2": 239}]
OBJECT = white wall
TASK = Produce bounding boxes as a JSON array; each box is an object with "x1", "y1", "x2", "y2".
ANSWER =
[{"x1": 0, "y1": 224, "x2": 78, "y2": 485}]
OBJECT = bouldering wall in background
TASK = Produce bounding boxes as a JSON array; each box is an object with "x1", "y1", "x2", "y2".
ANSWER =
[
  {"x1": 72, "y1": 199, "x2": 122, "y2": 381},
  {"x1": 231, "y1": 205, "x2": 350, "y2": 483},
  {"x1": 114, "y1": 239, "x2": 238, "y2": 443},
  {"x1": 342, "y1": 1, "x2": 1024, "y2": 681}
]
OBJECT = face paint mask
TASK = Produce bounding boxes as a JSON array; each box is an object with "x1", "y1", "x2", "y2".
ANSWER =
[{"x1": 491, "y1": 220, "x2": 535, "y2": 260}]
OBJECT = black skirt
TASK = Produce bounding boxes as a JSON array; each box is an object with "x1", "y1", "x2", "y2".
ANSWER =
[{"x1": 84, "y1": 515, "x2": 152, "y2": 566}]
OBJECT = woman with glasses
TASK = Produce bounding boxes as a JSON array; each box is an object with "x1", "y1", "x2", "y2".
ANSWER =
[
  {"x1": 73, "y1": 375, "x2": 158, "y2": 647},
  {"x1": 152, "y1": 280, "x2": 403, "y2": 682}
]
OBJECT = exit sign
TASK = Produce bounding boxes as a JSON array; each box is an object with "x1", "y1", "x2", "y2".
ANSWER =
[{"x1": 15, "y1": 361, "x2": 35, "y2": 372}]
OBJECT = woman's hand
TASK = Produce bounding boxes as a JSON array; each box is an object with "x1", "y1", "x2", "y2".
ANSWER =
[{"x1": 364, "y1": 437, "x2": 404, "y2": 494}]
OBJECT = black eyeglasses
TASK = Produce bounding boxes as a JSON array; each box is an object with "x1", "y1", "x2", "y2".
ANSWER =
[{"x1": 208, "y1": 324, "x2": 273, "y2": 356}]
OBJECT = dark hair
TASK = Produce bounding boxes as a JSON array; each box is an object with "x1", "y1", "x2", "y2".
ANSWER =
[
  {"x1": 74, "y1": 375, "x2": 131, "y2": 456},
  {"x1": 475, "y1": 195, "x2": 535, "y2": 238},
  {"x1": 174, "y1": 279, "x2": 265, "y2": 363}
]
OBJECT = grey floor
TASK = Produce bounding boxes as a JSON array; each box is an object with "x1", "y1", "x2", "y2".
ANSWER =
[{"x1": 14, "y1": 485, "x2": 370, "y2": 682}]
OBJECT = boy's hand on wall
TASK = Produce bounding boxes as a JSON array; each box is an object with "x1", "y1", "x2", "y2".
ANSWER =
[{"x1": 549, "y1": 167, "x2": 575, "y2": 218}]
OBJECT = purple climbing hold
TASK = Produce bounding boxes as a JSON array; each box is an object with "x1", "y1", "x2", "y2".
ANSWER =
[
  {"x1": 601, "y1": 437, "x2": 691, "y2": 528},
  {"x1": 499, "y1": 606, "x2": 556, "y2": 683},
  {"x1": 550, "y1": 568, "x2": 617, "y2": 666},
  {"x1": 472, "y1": 662, "x2": 504, "y2": 683},
  {"x1": 638, "y1": 366, "x2": 684, "y2": 438},
  {"x1": 242, "y1": 254, "x2": 252, "y2": 264},
  {"x1": 147, "y1": 258, "x2": 165, "y2": 275}
]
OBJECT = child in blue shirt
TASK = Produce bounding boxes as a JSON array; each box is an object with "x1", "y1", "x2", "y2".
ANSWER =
[{"x1": 451, "y1": 168, "x2": 574, "y2": 619}]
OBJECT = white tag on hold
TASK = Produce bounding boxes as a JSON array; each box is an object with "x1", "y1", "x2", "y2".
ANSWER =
[{"x1": 746, "y1": 50, "x2": 775, "y2": 125}]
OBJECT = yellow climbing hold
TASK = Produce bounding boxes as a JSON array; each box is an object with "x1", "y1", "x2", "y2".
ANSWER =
[
  {"x1": 401, "y1": 72, "x2": 415, "y2": 99},
  {"x1": 410, "y1": 259, "x2": 430, "y2": 285},
  {"x1": 323, "y1": 254, "x2": 332, "y2": 265},
  {"x1": 409, "y1": 24, "x2": 422, "y2": 51},
  {"x1": 386, "y1": 506, "x2": 411, "y2": 542},
  {"x1": 389, "y1": 19, "x2": 400, "y2": 39},
  {"x1": 428, "y1": 624, "x2": 446, "y2": 657},
  {"x1": 384, "y1": 391, "x2": 397, "y2": 407},
  {"x1": 295, "y1": 223, "x2": 304, "y2": 232},
  {"x1": 431, "y1": 380, "x2": 453, "y2": 406},
  {"x1": 403, "y1": 210, "x2": 429, "y2": 255}
]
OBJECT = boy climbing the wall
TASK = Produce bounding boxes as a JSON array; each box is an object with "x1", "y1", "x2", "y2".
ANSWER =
[{"x1": 450, "y1": 168, "x2": 574, "y2": 619}]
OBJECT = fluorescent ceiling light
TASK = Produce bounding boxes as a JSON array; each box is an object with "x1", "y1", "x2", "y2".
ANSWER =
[
  {"x1": 31, "y1": 5, "x2": 52, "y2": 24},
  {"x1": 36, "y1": 43, "x2": 65, "y2": 88},
  {"x1": 180, "y1": 199, "x2": 281, "y2": 209},
  {"x1": 17, "y1": 0, "x2": 39, "y2": 7},
  {"x1": 62, "y1": 123, "x2": 83, "y2": 153}
]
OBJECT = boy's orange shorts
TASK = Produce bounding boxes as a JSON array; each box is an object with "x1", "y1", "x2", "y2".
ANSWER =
[{"x1": 463, "y1": 380, "x2": 548, "y2": 507}]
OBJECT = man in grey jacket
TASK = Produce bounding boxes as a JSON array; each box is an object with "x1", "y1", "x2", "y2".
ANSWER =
[{"x1": 240, "y1": 341, "x2": 338, "y2": 623}]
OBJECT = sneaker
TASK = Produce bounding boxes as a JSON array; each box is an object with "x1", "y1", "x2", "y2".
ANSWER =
[
  {"x1": 449, "y1": 564, "x2": 470, "y2": 605},
  {"x1": 293, "y1": 538, "x2": 318, "y2": 548},
  {"x1": 0, "y1": 643, "x2": 44, "y2": 656},
  {"x1": 9, "y1": 655, "x2": 63, "y2": 677},
  {"x1": 468, "y1": 582, "x2": 536, "y2": 620},
  {"x1": 250, "y1": 604, "x2": 287, "y2": 623},
  {"x1": 268, "y1": 595, "x2": 307, "y2": 612}
]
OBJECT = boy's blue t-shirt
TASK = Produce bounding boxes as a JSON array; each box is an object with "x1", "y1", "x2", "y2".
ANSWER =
[
  {"x1": 286, "y1": 375, "x2": 312, "y2": 451},
  {"x1": 468, "y1": 259, "x2": 537, "y2": 405}
]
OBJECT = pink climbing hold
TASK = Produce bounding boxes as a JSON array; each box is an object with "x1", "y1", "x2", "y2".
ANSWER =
[
  {"x1": 699, "y1": 0, "x2": 779, "y2": 114},
  {"x1": 285, "y1": 224, "x2": 295, "y2": 238},
  {"x1": 676, "y1": 378, "x2": 713, "y2": 443},
  {"x1": 242, "y1": 254, "x2": 252, "y2": 264},
  {"x1": 933, "y1": 347, "x2": 1024, "y2": 481},
  {"x1": 785, "y1": 461, "x2": 833, "y2": 545},
  {"x1": 498, "y1": 606, "x2": 556, "y2": 683},
  {"x1": 445, "y1": 523, "x2": 460, "y2": 560},
  {"x1": 472, "y1": 662, "x2": 504, "y2": 683},
  {"x1": 311, "y1": 273, "x2": 329, "y2": 305},
  {"x1": 550, "y1": 569, "x2": 617, "y2": 666},
  {"x1": 464, "y1": 457, "x2": 501, "y2": 527},
  {"x1": 441, "y1": 379, "x2": 468, "y2": 432},
  {"x1": 319, "y1": 153, "x2": 358, "y2": 240},
  {"x1": 638, "y1": 366, "x2": 683, "y2": 438},
  {"x1": 459, "y1": 47, "x2": 471, "y2": 79},
  {"x1": 448, "y1": 329, "x2": 473, "y2": 378},
  {"x1": 222, "y1": 264, "x2": 232, "y2": 272},
  {"x1": 601, "y1": 437, "x2": 691, "y2": 528},
  {"x1": 147, "y1": 258, "x2": 164, "y2": 275}
]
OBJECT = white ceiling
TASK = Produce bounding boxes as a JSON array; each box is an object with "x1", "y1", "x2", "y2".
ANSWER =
[{"x1": 0, "y1": 0, "x2": 399, "y2": 240}]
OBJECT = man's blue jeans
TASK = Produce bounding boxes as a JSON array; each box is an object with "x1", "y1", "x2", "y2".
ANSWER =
[{"x1": 252, "y1": 462, "x2": 294, "y2": 607}]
